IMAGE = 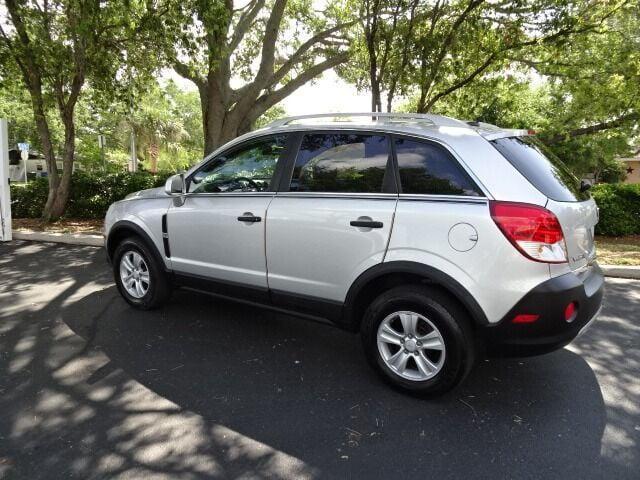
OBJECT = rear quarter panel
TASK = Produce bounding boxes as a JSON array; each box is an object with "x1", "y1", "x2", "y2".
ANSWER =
[{"x1": 385, "y1": 198, "x2": 551, "y2": 323}]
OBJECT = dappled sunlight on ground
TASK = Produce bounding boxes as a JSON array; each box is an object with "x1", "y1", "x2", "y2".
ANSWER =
[
  {"x1": 0, "y1": 240, "x2": 638, "y2": 478},
  {"x1": 0, "y1": 242, "x2": 316, "y2": 479},
  {"x1": 568, "y1": 278, "x2": 640, "y2": 468}
]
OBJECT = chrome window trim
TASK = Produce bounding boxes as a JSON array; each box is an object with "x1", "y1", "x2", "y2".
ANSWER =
[
  {"x1": 184, "y1": 191, "x2": 275, "y2": 198},
  {"x1": 181, "y1": 191, "x2": 486, "y2": 203},
  {"x1": 398, "y1": 194, "x2": 488, "y2": 204},
  {"x1": 274, "y1": 192, "x2": 398, "y2": 200}
]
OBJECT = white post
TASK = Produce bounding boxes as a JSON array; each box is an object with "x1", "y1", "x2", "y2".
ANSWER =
[
  {"x1": 21, "y1": 148, "x2": 28, "y2": 183},
  {"x1": 0, "y1": 119, "x2": 12, "y2": 242},
  {"x1": 130, "y1": 131, "x2": 137, "y2": 172}
]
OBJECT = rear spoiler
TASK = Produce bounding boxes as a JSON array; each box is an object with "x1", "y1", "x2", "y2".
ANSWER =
[{"x1": 465, "y1": 121, "x2": 535, "y2": 141}]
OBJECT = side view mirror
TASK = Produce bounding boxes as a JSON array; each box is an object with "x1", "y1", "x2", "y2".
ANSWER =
[{"x1": 165, "y1": 173, "x2": 185, "y2": 195}]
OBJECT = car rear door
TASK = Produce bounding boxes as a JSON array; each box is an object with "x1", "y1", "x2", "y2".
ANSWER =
[
  {"x1": 265, "y1": 131, "x2": 397, "y2": 312},
  {"x1": 166, "y1": 134, "x2": 291, "y2": 293}
]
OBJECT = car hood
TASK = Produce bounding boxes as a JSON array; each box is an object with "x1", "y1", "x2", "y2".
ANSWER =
[{"x1": 125, "y1": 186, "x2": 167, "y2": 200}]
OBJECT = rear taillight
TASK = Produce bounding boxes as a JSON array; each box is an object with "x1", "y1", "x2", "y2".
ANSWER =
[{"x1": 489, "y1": 201, "x2": 568, "y2": 263}]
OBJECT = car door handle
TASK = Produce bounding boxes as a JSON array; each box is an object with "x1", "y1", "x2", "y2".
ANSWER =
[
  {"x1": 350, "y1": 220, "x2": 383, "y2": 229},
  {"x1": 237, "y1": 214, "x2": 261, "y2": 223}
]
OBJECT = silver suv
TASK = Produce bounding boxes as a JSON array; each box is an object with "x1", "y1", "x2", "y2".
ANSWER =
[{"x1": 104, "y1": 113, "x2": 604, "y2": 395}]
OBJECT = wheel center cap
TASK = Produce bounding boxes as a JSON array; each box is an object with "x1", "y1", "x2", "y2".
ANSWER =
[{"x1": 404, "y1": 338, "x2": 418, "y2": 352}]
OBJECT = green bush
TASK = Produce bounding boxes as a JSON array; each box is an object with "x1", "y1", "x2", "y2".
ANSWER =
[
  {"x1": 591, "y1": 183, "x2": 640, "y2": 236},
  {"x1": 10, "y1": 177, "x2": 50, "y2": 218},
  {"x1": 10, "y1": 171, "x2": 174, "y2": 219}
]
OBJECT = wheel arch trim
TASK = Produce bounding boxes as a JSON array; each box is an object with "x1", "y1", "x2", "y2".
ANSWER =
[
  {"x1": 106, "y1": 220, "x2": 168, "y2": 270},
  {"x1": 343, "y1": 261, "x2": 489, "y2": 328}
]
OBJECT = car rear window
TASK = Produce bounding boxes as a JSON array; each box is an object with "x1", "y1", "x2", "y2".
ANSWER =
[{"x1": 491, "y1": 136, "x2": 589, "y2": 202}]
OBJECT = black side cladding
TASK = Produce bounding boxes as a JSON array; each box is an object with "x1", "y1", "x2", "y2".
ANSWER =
[{"x1": 161, "y1": 214, "x2": 171, "y2": 258}]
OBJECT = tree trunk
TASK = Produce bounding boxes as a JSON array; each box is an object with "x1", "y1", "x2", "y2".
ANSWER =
[
  {"x1": 370, "y1": 78, "x2": 382, "y2": 113},
  {"x1": 46, "y1": 170, "x2": 73, "y2": 220},
  {"x1": 28, "y1": 89, "x2": 61, "y2": 222},
  {"x1": 148, "y1": 142, "x2": 159, "y2": 173},
  {"x1": 200, "y1": 75, "x2": 254, "y2": 155},
  {"x1": 416, "y1": 93, "x2": 428, "y2": 113},
  {"x1": 42, "y1": 109, "x2": 76, "y2": 221},
  {"x1": 203, "y1": 108, "x2": 242, "y2": 156}
]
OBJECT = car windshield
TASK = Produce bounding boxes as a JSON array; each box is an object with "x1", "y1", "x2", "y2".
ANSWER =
[{"x1": 491, "y1": 136, "x2": 589, "y2": 202}]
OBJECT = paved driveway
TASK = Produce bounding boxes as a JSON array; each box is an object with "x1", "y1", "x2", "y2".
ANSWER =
[{"x1": 0, "y1": 240, "x2": 638, "y2": 479}]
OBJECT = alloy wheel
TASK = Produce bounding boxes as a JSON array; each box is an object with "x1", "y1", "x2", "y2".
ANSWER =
[
  {"x1": 119, "y1": 250, "x2": 150, "y2": 299},
  {"x1": 376, "y1": 310, "x2": 446, "y2": 381}
]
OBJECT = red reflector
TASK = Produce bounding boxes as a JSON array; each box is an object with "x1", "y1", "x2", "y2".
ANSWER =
[
  {"x1": 527, "y1": 129, "x2": 537, "y2": 135},
  {"x1": 512, "y1": 314, "x2": 539, "y2": 324},
  {"x1": 564, "y1": 302, "x2": 578, "y2": 322}
]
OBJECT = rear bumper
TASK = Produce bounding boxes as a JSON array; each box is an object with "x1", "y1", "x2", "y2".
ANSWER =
[{"x1": 483, "y1": 263, "x2": 604, "y2": 356}]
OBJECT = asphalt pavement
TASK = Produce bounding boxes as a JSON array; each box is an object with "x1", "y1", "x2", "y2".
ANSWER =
[{"x1": 0, "y1": 240, "x2": 638, "y2": 479}]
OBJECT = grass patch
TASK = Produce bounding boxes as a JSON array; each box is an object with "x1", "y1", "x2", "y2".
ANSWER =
[{"x1": 596, "y1": 235, "x2": 640, "y2": 266}]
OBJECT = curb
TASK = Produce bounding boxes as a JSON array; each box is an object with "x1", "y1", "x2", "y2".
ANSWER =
[
  {"x1": 7, "y1": 232, "x2": 640, "y2": 280},
  {"x1": 12, "y1": 230, "x2": 104, "y2": 247},
  {"x1": 599, "y1": 265, "x2": 640, "y2": 280}
]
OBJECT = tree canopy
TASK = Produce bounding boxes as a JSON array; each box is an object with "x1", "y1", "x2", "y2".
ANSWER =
[
  {"x1": 0, "y1": 0, "x2": 639, "y2": 220},
  {"x1": 156, "y1": 0, "x2": 354, "y2": 154},
  {"x1": 0, "y1": 0, "x2": 158, "y2": 219}
]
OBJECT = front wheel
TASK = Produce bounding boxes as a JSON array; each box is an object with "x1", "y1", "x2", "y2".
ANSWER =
[
  {"x1": 361, "y1": 285, "x2": 477, "y2": 396},
  {"x1": 113, "y1": 237, "x2": 171, "y2": 309}
]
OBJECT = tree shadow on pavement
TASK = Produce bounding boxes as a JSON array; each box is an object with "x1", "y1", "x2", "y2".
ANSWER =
[{"x1": 0, "y1": 241, "x2": 637, "y2": 479}]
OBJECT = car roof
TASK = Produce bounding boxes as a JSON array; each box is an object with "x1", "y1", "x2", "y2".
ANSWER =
[
  {"x1": 262, "y1": 113, "x2": 531, "y2": 141},
  {"x1": 188, "y1": 113, "x2": 531, "y2": 176}
]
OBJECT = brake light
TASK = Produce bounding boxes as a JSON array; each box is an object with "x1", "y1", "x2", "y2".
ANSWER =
[{"x1": 490, "y1": 201, "x2": 568, "y2": 263}]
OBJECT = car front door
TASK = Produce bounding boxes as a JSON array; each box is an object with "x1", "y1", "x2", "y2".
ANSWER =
[
  {"x1": 266, "y1": 131, "x2": 397, "y2": 313},
  {"x1": 167, "y1": 134, "x2": 290, "y2": 294}
]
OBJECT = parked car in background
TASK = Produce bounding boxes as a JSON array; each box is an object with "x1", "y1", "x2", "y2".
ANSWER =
[{"x1": 104, "y1": 112, "x2": 604, "y2": 395}]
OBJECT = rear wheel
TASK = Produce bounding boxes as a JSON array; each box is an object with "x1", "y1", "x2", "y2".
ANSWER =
[
  {"x1": 113, "y1": 237, "x2": 171, "y2": 309},
  {"x1": 361, "y1": 285, "x2": 476, "y2": 395}
]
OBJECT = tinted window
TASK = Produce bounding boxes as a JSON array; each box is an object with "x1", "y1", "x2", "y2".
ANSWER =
[
  {"x1": 290, "y1": 133, "x2": 390, "y2": 193},
  {"x1": 491, "y1": 136, "x2": 589, "y2": 202},
  {"x1": 189, "y1": 135, "x2": 287, "y2": 193},
  {"x1": 394, "y1": 138, "x2": 482, "y2": 196}
]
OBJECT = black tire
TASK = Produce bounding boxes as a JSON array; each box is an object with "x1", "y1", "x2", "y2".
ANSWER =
[
  {"x1": 112, "y1": 236, "x2": 171, "y2": 310},
  {"x1": 361, "y1": 284, "x2": 477, "y2": 396}
]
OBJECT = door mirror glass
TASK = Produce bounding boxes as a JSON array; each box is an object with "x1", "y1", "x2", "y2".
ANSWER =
[{"x1": 165, "y1": 173, "x2": 185, "y2": 195}]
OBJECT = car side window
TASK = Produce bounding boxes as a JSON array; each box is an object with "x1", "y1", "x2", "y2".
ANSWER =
[
  {"x1": 290, "y1": 133, "x2": 390, "y2": 193},
  {"x1": 189, "y1": 135, "x2": 288, "y2": 193},
  {"x1": 394, "y1": 138, "x2": 482, "y2": 196}
]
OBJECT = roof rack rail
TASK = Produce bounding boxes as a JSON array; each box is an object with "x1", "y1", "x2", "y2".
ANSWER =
[{"x1": 267, "y1": 112, "x2": 454, "y2": 128}]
